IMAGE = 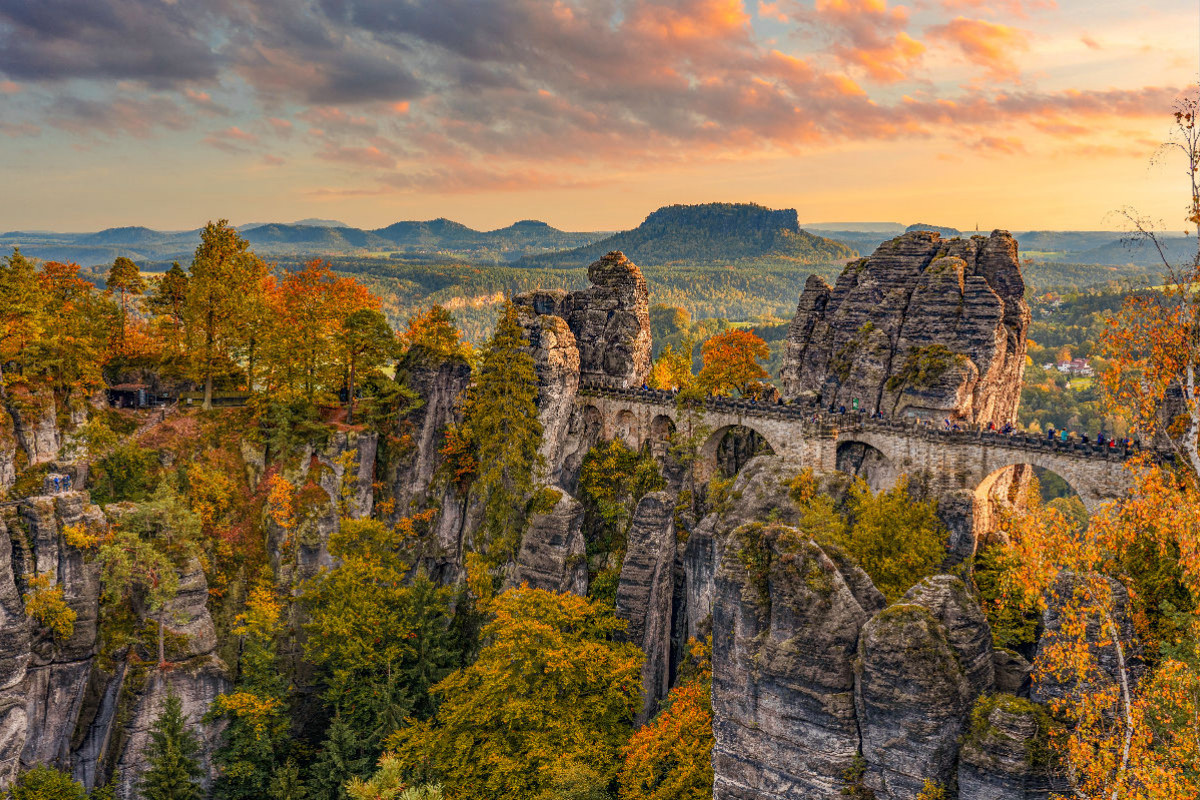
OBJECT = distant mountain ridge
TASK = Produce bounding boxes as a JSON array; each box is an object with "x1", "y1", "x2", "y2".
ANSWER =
[
  {"x1": 0, "y1": 217, "x2": 607, "y2": 266},
  {"x1": 523, "y1": 202, "x2": 857, "y2": 267}
]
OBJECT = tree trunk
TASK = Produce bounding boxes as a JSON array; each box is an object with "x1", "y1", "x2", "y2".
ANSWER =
[
  {"x1": 1186, "y1": 365, "x2": 1200, "y2": 478},
  {"x1": 203, "y1": 312, "x2": 215, "y2": 411},
  {"x1": 158, "y1": 614, "x2": 166, "y2": 668},
  {"x1": 347, "y1": 358, "x2": 356, "y2": 425}
]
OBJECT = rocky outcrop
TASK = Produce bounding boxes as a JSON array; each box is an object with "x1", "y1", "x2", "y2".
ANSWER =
[
  {"x1": 712, "y1": 524, "x2": 883, "y2": 799},
  {"x1": 514, "y1": 251, "x2": 651, "y2": 388},
  {"x1": 4, "y1": 389, "x2": 61, "y2": 467},
  {"x1": 517, "y1": 309, "x2": 581, "y2": 481},
  {"x1": 958, "y1": 694, "x2": 1050, "y2": 800},
  {"x1": 0, "y1": 410, "x2": 15, "y2": 496},
  {"x1": 511, "y1": 491, "x2": 587, "y2": 595},
  {"x1": 615, "y1": 491, "x2": 676, "y2": 726},
  {"x1": 903, "y1": 575, "x2": 995, "y2": 697},
  {"x1": 855, "y1": 602, "x2": 978, "y2": 800},
  {"x1": 780, "y1": 230, "x2": 1029, "y2": 425},
  {"x1": 389, "y1": 355, "x2": 474, "y2": 577}
]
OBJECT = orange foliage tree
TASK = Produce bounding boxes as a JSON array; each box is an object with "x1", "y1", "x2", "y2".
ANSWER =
[
  {"x1": 996, "y1": 464, "x2": 1200, "y2": 799},
  {"x1": 618, "y1": 637, "x2": 714, "y2": 800},
  {"x1": 697, "y1": 329, "x2": 770, "y2": 397},
  {"x1": 1100, "y1": 90, "x2": 1200, "y2": 476}
]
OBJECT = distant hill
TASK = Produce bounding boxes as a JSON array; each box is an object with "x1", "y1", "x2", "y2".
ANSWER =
[
  {"x1": 523, "y1": 203, "x2": 857, "y2": 267},
  {"x1": 906, "y1": 223, "x2": 963, "y2": 237},
  {"x1": 241, "y1": 218, "x2": 350, "y2": 230}
]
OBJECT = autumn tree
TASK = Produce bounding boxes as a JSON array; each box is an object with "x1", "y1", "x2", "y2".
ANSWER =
[
  {"x1": 648, "y1": 342, "x2": 695, "y2": 391},
  {"x1": 207, "y1": 574, "x2": 292, "y2": 800},
  {"x1": 617, "y1": 638, "x2": 714, "y2": 800},
  {"x1": 390, "y1": 587, "x2": 644, "y2": 800},
  {"x1": 401, "y1": 305, "x2": 470, "y2": 364},
  {"x1": 337, "y1": 308, "x2": 396, "y2": 424},
  {"x1": 185, "y1": 220, "x2": 271, "y2": 409},
  {"x1": 460, "y1": 303, "x2": 542, "y2": 561},
  {"x1": 1100, "y1": 90, "x2": 1200, "y2": 476},
  {"x1": 98, "y1": 482, "x2": 201, "y2": 666},
  {"x1": 26, "y1": 261, "x2": 116, "y2": 399},
  {"x1": 260, "y1": 260, "x2": 377, "y2": 402},
  {"x1": 0, "y1": 248, "x2": 41, "y2": 395},
  {"x1": 107, "y1": 256, "x2": 147, "y2": 346},
  {"x1": 302, "y1": 516, "x2": 458, "y2": 753},
  {"x1": 697, "y1": 329, "x2": 769, "y2": 397}
]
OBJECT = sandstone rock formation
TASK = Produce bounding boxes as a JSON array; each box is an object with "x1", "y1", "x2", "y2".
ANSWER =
[
  {"x1": 958, "y1": 694, "x2": 1050, "y2": 800},
  {"x1": 856, "y1": 603, "x2": 976, "y2": 799},
  {"x1": 903, "y1": 575, "x2": 995, "y2": 697},
  {"x1": 615, "y1": 491, "x2": 676, "y2": 726},
  {"x1": 4, "y1": 389, "x2": 61, "y2": 467},
  {"x1": 780, "y1": 230, "x2": 1029, "y2": 425},
  {"x1": 0, "y1": 492, "x2": 227, "y2": 795},
  {"x1": 516, "y1": 309, "x2": 581, "y2": 480},
  {"x1": 514, "y1": 251, "x2": 651, "y2": 388},
  {"x1": 712, "y1": 524, "x2": 883, "y2": 799},
  {"x1": 511, "y1": 490, "x2": 587, "y2": 595}
]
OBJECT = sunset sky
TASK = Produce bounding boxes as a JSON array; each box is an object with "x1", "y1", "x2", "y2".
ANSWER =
[{"x1": 0, "y1": 0, "x2": 1196, "y2": 233}]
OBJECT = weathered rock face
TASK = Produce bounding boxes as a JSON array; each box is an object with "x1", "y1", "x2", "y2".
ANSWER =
[
  {"x1": 615, "y1": 491, "x2": 676, "y2": 726},
  {"x1": 712, "y1": 524, "x2": 883, "y2": 799},
  {"x1": 780, "y1": 231, "x2": 1029, "y2": 425},
  {"x1": 4, "y1": 389, "x2": 61, "y2": 467},
  {"x1": 0, "y1": 411, "x2": 16, "y2": 496},
  {"x1": 388, "y1": 355, "x2": 474, "y2": 578},
  {"x1": 855, "y1": 602, "x2": 977, "y2": 800},
  {"x1": 514, "y1": 251, "x2": 651, "y2": 388},
  {"x1": 683, "y1": 457, "x2": 846, "y2": 644},
  {"x1": 0, "y1": 492, "x2": 227, "y2": 795},
  {"x1": 903, "y1": 575, "x2": 995, "y2": 698},
  {"x1": 517, "y1": 309, "x2": 581, "y2": 481},
  {"x1": 511, "y1": 491, "x2": 587, "y2": 596},
  {"x1": 958, "y1": 694, "x2": 1049, "y2": 800}
]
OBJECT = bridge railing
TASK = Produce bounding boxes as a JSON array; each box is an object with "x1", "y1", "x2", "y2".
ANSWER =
[{"x1": 576, "y1": 381, "x2": 1170, "y2": 464}]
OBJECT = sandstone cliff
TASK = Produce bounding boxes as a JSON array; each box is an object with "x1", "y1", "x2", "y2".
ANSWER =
[{"x1": 780, "y1": 231, "x2": 1029, "y2": 425}]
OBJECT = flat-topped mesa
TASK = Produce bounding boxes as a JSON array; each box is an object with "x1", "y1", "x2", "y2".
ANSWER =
[
  {"x1": 780, "y1": 230, "x2": 1029, "y2": 425},
  {"x1": 513, "y1": 251, "x2": 652, "y2": 389}
]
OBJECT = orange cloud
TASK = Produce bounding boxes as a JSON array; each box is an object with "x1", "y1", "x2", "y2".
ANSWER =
[
  {"x1": 927, "y1": 17, "x2": 1029, "y2": 79},
  {"x1": 807, "y1": 0, "x2": 927, "y2": 83},
  {"x1": 0, "y1": 81, "x2": 19, "y2": 94}
]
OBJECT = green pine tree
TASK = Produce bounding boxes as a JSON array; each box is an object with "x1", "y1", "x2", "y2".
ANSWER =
[
  {"x1": 462, "y1": 302, "x2": 543, "y2": 561},
  {"x1": 308, "y1": 712, "x2": 372, "y2": 800},
  {"x1": 269, "y1": 760, "x2": 308, "y2": 800},
  {"x1": 138, "y1": 691, "x2": 204, "y2": 800}
]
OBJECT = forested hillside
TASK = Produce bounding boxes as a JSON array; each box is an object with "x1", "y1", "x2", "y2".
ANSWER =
[{"x1": 521, "y1": 202, "x2": 856, "y2": 267}]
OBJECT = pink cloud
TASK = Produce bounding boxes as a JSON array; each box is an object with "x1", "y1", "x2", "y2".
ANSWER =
[
  {"x1": 927, "y1": 17, "x2": 1030, "y2": 79},
  {"x1": 203, "y1": 126, "x2": 260, "y2": 153},
  {"x1": 315, "y1": 144, "x2": 395, "y2": 168}
]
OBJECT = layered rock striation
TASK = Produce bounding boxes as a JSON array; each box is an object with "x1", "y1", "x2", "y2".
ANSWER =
[{"x1": 780, "y1": 230, "x2": 1029, "y2": 425}]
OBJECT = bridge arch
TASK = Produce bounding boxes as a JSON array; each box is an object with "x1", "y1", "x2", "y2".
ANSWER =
[
  {"x1": 835, "y1": 440, "x2": 898, "y2": 493},
  {"x1": 649, "y1": 414, "x2": 676, "y2": 462},
  {"x1": 700, "y1": 423, "x2": 777, "y2": 480},
  {"x1": 613, "y1": 409, "x2": 639, "y2": 449}
]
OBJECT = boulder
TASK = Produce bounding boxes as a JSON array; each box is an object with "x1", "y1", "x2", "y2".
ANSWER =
[
  {"x1": 615, "y1": 491, "x2": 676, "y2": 726},
  {"x1": 712, "y1": 524, "x2": 881, "y2": 799},
  {"x1": 780, "y1": 231, "x2": 1028, "y2": 425},
  {"x1": 511, "y1": 490, "x2": 587, "y2": 596},
  {"x1": 903, "y1": 575, "x2": 995, "y2": 697}
]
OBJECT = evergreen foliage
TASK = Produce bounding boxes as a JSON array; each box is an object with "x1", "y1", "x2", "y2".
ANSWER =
[
  {"x1": 308, "y1": 712, "x2": 372, "y2": 800},
  {"x1": 460, "y1": 302, "x2": 543, "y2": 561},
  {"x1": 138, "y1": 692, "x2": 204, "y2": 800}
]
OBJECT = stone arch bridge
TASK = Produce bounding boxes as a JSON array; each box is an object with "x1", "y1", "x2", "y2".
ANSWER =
[{"x1": 578, "y1": 383, "x2": 1165, "y2": 514}]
